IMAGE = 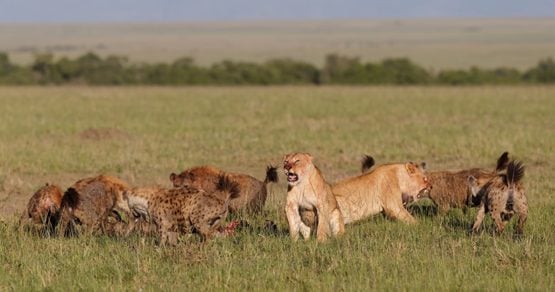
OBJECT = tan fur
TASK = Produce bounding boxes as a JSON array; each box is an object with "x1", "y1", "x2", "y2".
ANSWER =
[
  {"x1": 125, "y1": 178, "x2": 239, "y2": 245},
  {"x1": 470, "y1": 161, "x2": 528, "y2": 235},
  {"x1": 283, "y1": 153, "x2": 344, "y2": 242},
  {"x1": 58, "y1": 174, "x2": 131, "y2": 236},
  {"x1": 320, "y1": 162, "x2": 430, "y2": 226},
  {"x1": 170, "y1": 165, "x2": 277, "y2": 214},
  {"x1": 19, "y1": 183, "x2": 63, "y2": 234}
]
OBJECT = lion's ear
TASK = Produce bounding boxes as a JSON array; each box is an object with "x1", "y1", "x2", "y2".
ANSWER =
[
  {"x1": 420, "y1": 162, "x2": 427, "y2": 171},
  {"x1": 307, "y1": 153, "x2": 314, "y2": 162},
  {"x1": 405, "y1": 162, "x2": 417, "y2": 175}
]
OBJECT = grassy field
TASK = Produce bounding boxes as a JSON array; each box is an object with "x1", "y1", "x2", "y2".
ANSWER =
[
  {"x1": 1, "y1": 18, "x2": 555, "y2": 69},
  {"x1": 0, "y1": 86, "x2": 554, "y2": 290}
]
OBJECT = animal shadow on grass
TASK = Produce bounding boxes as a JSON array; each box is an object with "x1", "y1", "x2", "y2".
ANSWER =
[
  {"x1": 441, "y1": 214, "x2": 474, "y2": 235},
  {"x1": 407, "y1": 203, "x2": 438, "y2": 217},
  {"x1": 227, "y1": 212, "x2": 289, "y2": 238}
]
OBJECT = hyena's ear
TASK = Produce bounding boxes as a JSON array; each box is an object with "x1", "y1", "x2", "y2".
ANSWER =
[
  {"x1": 420, "y1": 162, "x2": 427, "y2": 171},
  {"x1": 169, "y1": 173, "x2": 177, "y2": 182},
  {"x1": 467, "y1": 175, "x2": 480, "y2": 196},
  {"x1": 405, "y1": 162, "x2": 418, "y2": 175},
  {"x1": 121, "y1": 190, "x2": 129, "y2": 200},
  {"x1": 467, "y1": 175, "x2": 478, "y2": 186}
]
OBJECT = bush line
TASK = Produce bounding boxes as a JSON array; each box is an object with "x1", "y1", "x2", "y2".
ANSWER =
[{"x1": 0, "y1": 52, "x2": 554, "y2": 85}]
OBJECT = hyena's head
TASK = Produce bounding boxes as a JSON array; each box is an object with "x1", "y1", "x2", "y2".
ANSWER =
[{"x1": 169, "y1": 170, "x2": 195, "y2": 188}]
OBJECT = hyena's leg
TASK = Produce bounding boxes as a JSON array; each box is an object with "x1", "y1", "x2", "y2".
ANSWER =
[
  {"x1": 329, "y1": 207, "x2": 345, "y2": 237},
  {"x1": 472, "y1": 204, "x2": 486, "y2": 233},
  {"x1": 286, "y1": 202, "x2": 311, "y2": 241},
  {"x1": 514, "y1": 198, "x2": 528, "y2": 235},
  {"x1": 491, "y1": 211, "x2": 506, "y2": 235},
  {"x1": 157, "y1": 219, "x2": 175, "y2": 246}
]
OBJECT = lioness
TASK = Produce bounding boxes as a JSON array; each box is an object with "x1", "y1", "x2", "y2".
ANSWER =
[
  {"x1": 58, "y1": 175, "x2": 131, "y2": 236},
  {"x1": 283, "y1": 153, "x2": 344, "y2": 242},
  {"x1": 361, "y1": 152, "x2": 510, "y2": 214},
  {"x1": 170, "y1": 165, "x2": 278, "y2": 214},
  {"x1": 19, "y1": 183, "x2": 63, "y2": 234},
  {"x1": 125, "y1": 176, "x2": 240, "y2": 245},
  {"x1": 469, "y1": 160, "x2": 528, "y2": 235},
  {"x1": 338, "y1": 161, "x2": 430, "y2": 224}
]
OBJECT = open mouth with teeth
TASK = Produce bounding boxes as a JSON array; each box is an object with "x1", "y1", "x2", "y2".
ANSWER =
[
  {"x1": 287, "y1": 172, "x2": 299, "y2": 183},
  {"x1": 417, "y1": 187, "x2": 431, "y2": 199}
]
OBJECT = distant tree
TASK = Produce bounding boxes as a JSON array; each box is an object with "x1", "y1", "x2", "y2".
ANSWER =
[
  {"x1": 524, "y1": 58, "x2": 555, "y2": 83},
  {"x1": 31, "y1": 53, "x2": 63, "y2": 84},
  {"x1": 264, "y1": 59, "x2": 319, "y2": 84},
  {"x1": 0, "y1": 52, "x2": 13, "y2": 76},
  {"x1": 379, "y1": 58, "x2": 431, "y2": 84},
  {"x1": 320, "y1": 54, "x2": 367, "y2": 84},
  {"x1": 168, "y1": 57, "x2": 209, "y2": 84}
]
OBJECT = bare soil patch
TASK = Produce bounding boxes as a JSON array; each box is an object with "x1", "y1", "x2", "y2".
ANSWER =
[{"x1": 78, "y1": 127, "x2": 130, "y2": 141}]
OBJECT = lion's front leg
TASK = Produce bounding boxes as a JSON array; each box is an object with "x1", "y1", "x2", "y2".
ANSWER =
[
  {"x1": 286, "y1": 201, "x2": 310, "y2": 241},
  {"x1": 384, "y1": 203, "x2": 417, "y2": 224},
  {"x1": 315, "y1": 204, "x2": 332, "y2": 242}
]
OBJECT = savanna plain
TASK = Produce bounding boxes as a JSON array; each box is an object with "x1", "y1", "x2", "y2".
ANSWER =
[{"x1": 0, "y1": 86, "x2": 554, "y2": 290}]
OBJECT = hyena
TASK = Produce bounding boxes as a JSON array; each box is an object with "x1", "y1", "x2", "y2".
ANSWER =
[
  {"x1": 125, "y1": 175, "x2": 240, "y2": 245},
  {"x1": 468, "y1": 160, "x2": 528, "y2": 235}
]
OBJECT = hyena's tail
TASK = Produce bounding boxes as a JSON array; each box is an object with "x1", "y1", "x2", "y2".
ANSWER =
[
  {"x1": 264, "y1": 165, "x2": 279, "y2": 184},
  {"x1": 495, "y1": 151, "x2": 510, "y2": 172},
  {"x1": 361, "y1": 155, "x2": 375, "y2": 173},
  {"x1": 216, "y1": 175, "x2": 241, "y2": 201},
  {"x1": 506, "y1": 160, "x2": 525, "y2": 187}
]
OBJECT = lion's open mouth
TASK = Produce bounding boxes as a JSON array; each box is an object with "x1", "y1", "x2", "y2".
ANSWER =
[
  {"x1": 287, "y1": 172, "x2": 299, "y2": 183},
  {"x1": 417, "y1": 187, "x2": 431, "y2": 199}
]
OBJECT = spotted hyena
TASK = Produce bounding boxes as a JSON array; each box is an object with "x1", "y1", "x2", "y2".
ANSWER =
[
  {"x1": 19, "y1": 183, "x2": 63, "y2": 235},
  {"x1": 57, "y1": 175, "x2": 131, "y2": 236},
  {"x1": 468, "y1": 160, "x2": 528, "y2": 235},
  {"x1": 169, "y1": 165, "x2": 277, "y2": 214},
  {"x1": 125, "y1": 175, "x2": 240, "y2": 245}
]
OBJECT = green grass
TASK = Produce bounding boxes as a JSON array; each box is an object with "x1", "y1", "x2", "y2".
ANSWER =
[
  {"x1": 1, "y1": 19, "x2": 555, "y2": 69},
  {"x1": 0, "y1": 86, "x2": 554, "y2": 290}
]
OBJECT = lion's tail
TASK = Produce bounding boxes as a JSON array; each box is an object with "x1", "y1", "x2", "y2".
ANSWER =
[{"x1": 361, "y1": 155, "x2": 375, "y2": 173}]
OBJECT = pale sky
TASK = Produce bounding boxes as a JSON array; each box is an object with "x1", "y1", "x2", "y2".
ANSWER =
[{"x1": 0, "y1": 0, "x2": 554, "y2": 22}]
